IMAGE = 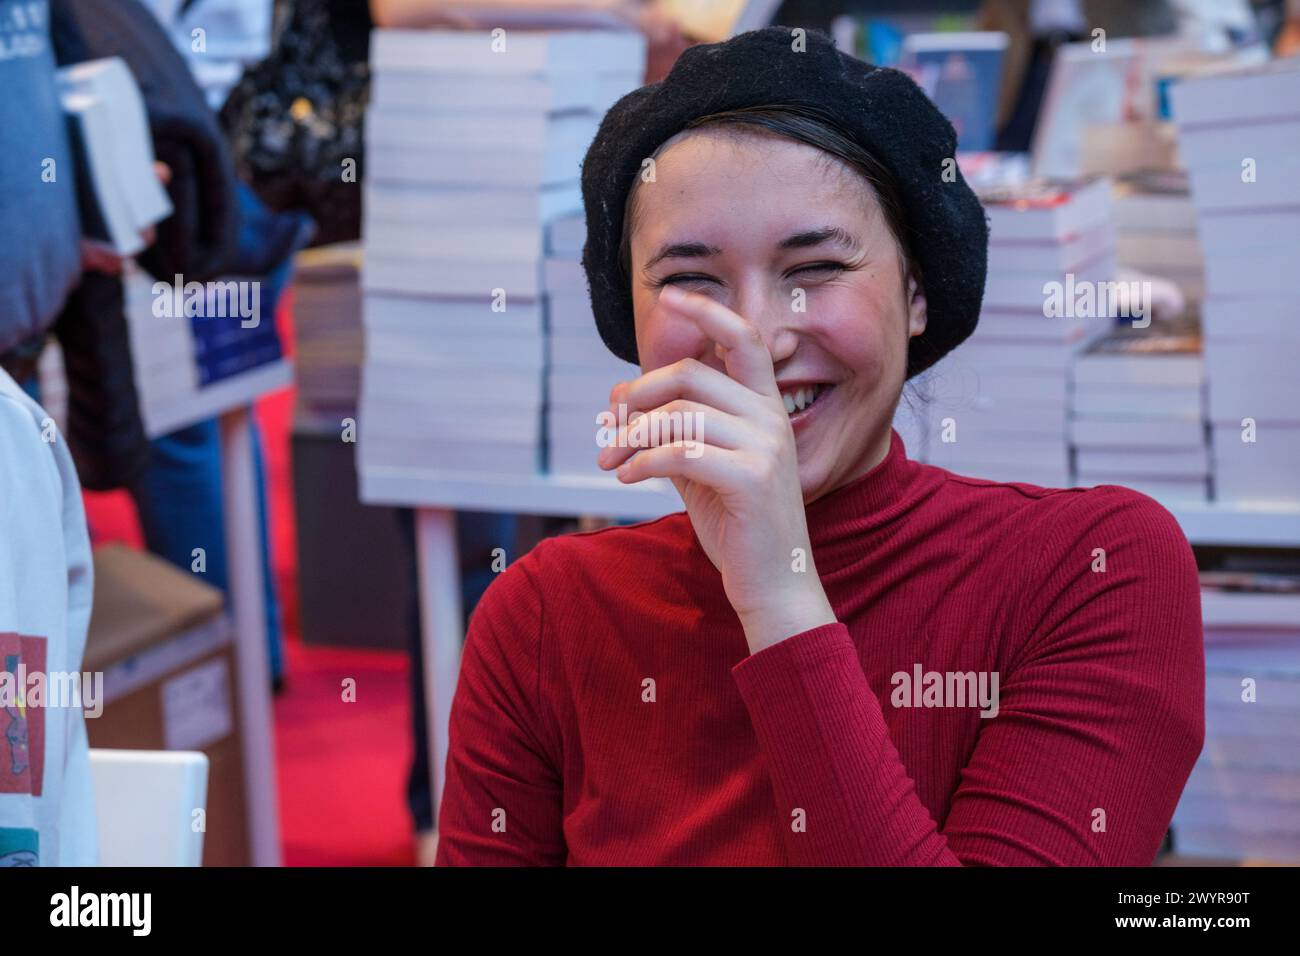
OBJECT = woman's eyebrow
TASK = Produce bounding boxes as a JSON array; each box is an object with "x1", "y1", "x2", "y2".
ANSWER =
[
  {"x1": 778, "y1": 226, "x2": 861, "y2": 251},
  {"x1": 642, "y1": 226, "x2": 859, "y2": 272},
  {"x1": 643, "y1": 240, "x2": 722, "y2": 270}
]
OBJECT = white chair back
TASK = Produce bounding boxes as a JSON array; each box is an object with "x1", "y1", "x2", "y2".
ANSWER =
[{"x1": 89, "y1": 749, "x2": 209, "y2": 867}]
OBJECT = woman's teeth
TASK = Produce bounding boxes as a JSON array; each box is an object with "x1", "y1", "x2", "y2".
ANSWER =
[{"x1": 781, "y1": 384, "x2": 829, "y2": 416}]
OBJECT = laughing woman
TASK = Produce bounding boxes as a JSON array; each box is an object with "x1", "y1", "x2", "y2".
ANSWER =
[{"x1": 435, "y1": 27, "x2": 1204, "y2": 866}]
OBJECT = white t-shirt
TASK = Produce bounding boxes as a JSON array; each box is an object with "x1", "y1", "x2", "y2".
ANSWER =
[{"x1": 0, "y1": 367, "x2": 97, "y2": 866}]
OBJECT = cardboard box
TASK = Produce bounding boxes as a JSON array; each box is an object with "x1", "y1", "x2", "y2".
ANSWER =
[{"x1": 84, "y1": 544, "x2": 250, "y2": 866}]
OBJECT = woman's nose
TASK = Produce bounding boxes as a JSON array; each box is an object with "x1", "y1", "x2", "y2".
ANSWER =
[{"x1": 735, "y1": 286, "x2": 800, "y2": 365}]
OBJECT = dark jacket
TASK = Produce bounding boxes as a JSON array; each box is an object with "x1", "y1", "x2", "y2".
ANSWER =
[{"x1": 43, "y1": 0, "x2": 243, "y2": 489}]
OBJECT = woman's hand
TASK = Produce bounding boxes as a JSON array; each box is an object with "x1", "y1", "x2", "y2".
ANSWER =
[{"x1": 596, "y1": 285, "x2": 837, "y2": 653}]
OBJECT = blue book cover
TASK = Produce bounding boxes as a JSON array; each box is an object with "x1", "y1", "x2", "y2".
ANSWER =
[{"x1": 902, "y1": 32, "x2": 1008, "y2": 153}]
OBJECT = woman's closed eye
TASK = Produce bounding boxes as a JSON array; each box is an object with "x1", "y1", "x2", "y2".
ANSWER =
[
  {"x1": 785, "y1": 261, "x2": 847, "y2": 281},
  {"x1": 653, "y1": 273, "x2": 719, "y2": 289},
  {"x1": 652, "y1": 261, "x2": 848, "y2": 290}
]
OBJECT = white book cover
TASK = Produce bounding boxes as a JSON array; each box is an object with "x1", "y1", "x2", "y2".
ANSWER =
[
  {"x1": 986, "y1": 221, "x2": 1115, "y2": 275},
  {"x1": 364, "y1": 292, "x2": 544, "y2": 329},
  {"x1": 362, "y1": 359, "x2": 543, "y2": 407},
  {"x1": 361, "y1": 399, "x2": 540, "y2": 443},
  {"x1": 366, "y1": 141, "x2": 581, "y2": 189},
  {"x1": 364, "y1": 222, "x2": 545, "y2": 261},
  {"x1": 549, "y1": 331, "x2": 624, "y2": 366},
  {"x1": 969, "y1": 309, "x2": 1105, "y2": 345},
  {"x1": 982, "y1": 254, "x2": 1117, "y2": 311},
  {"x1": 547, "y1": 214, "x2": 586, "y2": 257},
  {"x1": 547, "y1": 304, "x2": 599, "y2": 333},
  {"x1": 1205, "y1": 341, "x2": 1300, "y2": 422},
  {"x1": 370, "y1": 28, "x2": 646, "y2": 76},
  {"x1": 921, "y1": 355, "x2": 1067, "y2": 403},
  {"x1": 365, "y1": 108, "x2": 597, "y2": 152},
  {"x1": 953, "y1": 339, "x2": 1090, "y2": 373},
  {"x1": 1071, "y1": 415, "x2": 1205, "y2": 449},
  {"x1": 363, "y1": 254, "x2": 542, "y2": 298},
  {"x1": 370, "y1": 68, "x2": 637, "y2": 115},
  {"x1": 57, "y1": 57, "x2": 172, "y2": 251},
  {"x1": 365, "y1": 181, "x2": 581, "y2": 228},
  {"x1": 1170, "y1": 56, "x2": 1300, "y2": 129},
  {"x1": 980, "y1": 178, "x2": 1113, "y2": 243},
  {"x1": 1203, "y1": 243, "x2": 1299, "y2": 298},
  {"x1": 360, "y1": 433, "x2": 541, "y2": 476},
  {"x1": 926, "y1": 432, "x2": 1068, "y2": 469},
  {"x1": 1185, "y1": 155, "x2": 1300, "y2": 214},
  {"x1": 366, "y1": 328, "x2": 545, "y2": 370},
  {"x1": 549, "y1": 366, "x2": 636, "y2": 401},
  {"x1": 1211, "y1": 422, "x2": 1300, "y2": 505},
  {"x1": 1177, "y1": 117, "x2": 1300, "y2": 172},
  {"x1": 1077, "y1": 445, "x2": 1210, "y2": 476},
  {"x1": 543, "y1": 256, "x2": 588, "y2": 292},
  {"x1": 1072, "y1": 382, "x2": 1204, "y2": 417},
  {"x1": 1073, "y1": 353, "x2": 1204, "y2": 387},
  {"x1": 1195, "y1": 207, "x2": 1300, "y2": 255},
  {"x1": 1201, "y1": 295, "x2": 1300, "y2": 343}
]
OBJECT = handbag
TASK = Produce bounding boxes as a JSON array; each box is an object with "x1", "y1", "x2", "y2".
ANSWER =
[{"x1": 220, "y1": 0, "x2": 369, "y2": 247}]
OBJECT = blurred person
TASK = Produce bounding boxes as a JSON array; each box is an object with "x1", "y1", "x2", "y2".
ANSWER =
[
  {"x1": 435, "y1": 27, "x2": 1204, "y2": 865},
  {"x1": 53, "y1": 0, "x2": 314, "y2": 691},
  {"x1": 1275, "y1": 0, "x2": 1300, "y2": 52},
  {"x1": 0, "y1": 0, "x2": 97, "y2": 867}
]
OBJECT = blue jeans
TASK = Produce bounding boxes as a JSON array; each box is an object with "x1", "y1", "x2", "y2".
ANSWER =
[{"x1": 129, "y1": 416, "x2": 285, "y2": 682}]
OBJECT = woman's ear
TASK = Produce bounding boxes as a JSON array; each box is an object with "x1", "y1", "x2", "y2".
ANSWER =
[{"x1": 906, "y1": 274, "x2": 928, "y2": 339}]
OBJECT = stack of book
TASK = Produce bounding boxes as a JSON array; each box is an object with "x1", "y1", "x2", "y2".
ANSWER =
[
  {"x1": 1070, "y1": 312, "x2": 1209, "y2": 503},
  {"x1": 358, "y1": 28, "x2": 645, "y2": 479},
  {"x1": 1173, "y1": 568, "x2": 1300, "y2": 863},
  {"x1": 123, "y1": 269, "x2": 199, "y2": 423},
  {"x1": 292, "y1": 244, "x2": 364, "y2": 429},
  {"x1": 1112, "y1": 170, "x2": 1204, "y2": 301},
  {"x1": 57, "y1": 57, "x2": 172, "y2": 256},
  {"x1": 28, "y1": 266, "x2": 284, "y2": 436},
  {"x1": 1171, "y1": 59, "x2": 1300, "y2": 505},
  {"x1": 544, "y1": 212, "x2": 639, "y2": 478},
  {"x1": 923, "y1": 178, "x2": 1116, "y2": 487}
]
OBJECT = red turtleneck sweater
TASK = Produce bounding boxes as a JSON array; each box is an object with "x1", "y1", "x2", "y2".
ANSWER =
[{"x1": 435, "y1": 430, "x2": 1205, "y2": 866}]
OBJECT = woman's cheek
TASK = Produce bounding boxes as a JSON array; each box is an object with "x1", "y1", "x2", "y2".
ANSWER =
[
  {"x1": 804, "y1": 299, "x2": 896, "y2": 378},
  {"x1": 635, "y1": 301, "x2": 710, "y2": 372}
]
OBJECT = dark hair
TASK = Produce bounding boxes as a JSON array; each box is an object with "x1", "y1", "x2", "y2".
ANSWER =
[{"x1": 617, "y1": 103, "x2": 923, "y2": 298}]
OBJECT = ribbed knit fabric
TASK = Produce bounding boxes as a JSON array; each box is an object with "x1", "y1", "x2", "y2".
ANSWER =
[{"x1": 435, "y1": 429, "x2": 1205, "y2": 866}]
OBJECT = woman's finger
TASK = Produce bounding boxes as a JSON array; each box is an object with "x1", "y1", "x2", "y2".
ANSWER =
[
  {"x1": 615, "y1": 356, "x2": 765, "y2": 420},
  {"x1": 596, "y1": 399, "x2": 751, "y2": 471},
  {"x1": 657, "y1": 286, "x2": 780, "y2": 398},
  {"x1": 615, "y1": 440, "x2": 745, "y2": 491}
]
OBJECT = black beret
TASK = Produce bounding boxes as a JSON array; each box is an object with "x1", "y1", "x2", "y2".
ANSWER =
[{"x1": 579, "y1": 25, "x2": 989, "y2": 379}]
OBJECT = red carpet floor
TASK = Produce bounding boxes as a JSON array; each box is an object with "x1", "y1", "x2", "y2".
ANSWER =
[{"x1": 83, "y1": 291, "x2": 419, "y2": 867}]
